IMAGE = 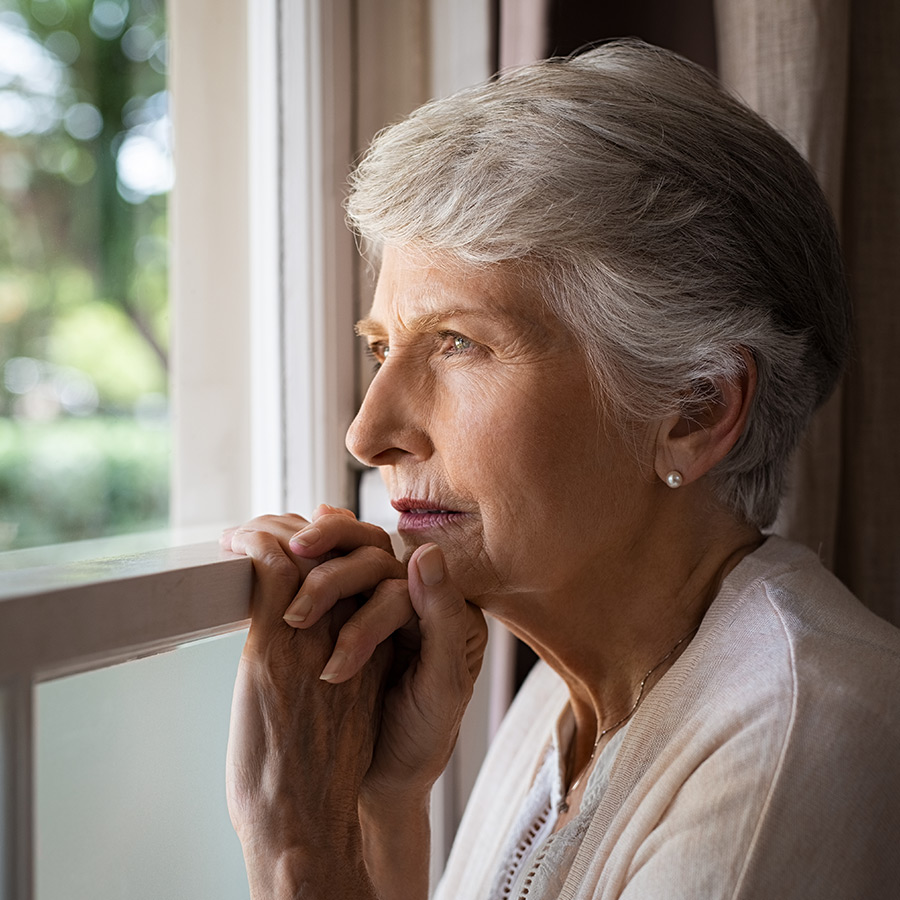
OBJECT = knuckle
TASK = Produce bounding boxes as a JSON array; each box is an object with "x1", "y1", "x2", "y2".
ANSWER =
[
  {"x1": 261, "y1": 550, "x2": 296, "y2": 582},
  {"x1": 319, "y1": 508, "x2": 348, "y2": 519},
  {"x1": 300, "y1": 564, "x2": 338, "y2": 597},
  {"x1": 245, "y1": 532, "x2": 293, "y2": 571},
  {"x1": 251, "y1": 513, "x2": 278, "y2": 528},
  {"x1": 318, "y1": 513, "x2": 394, "y2": 552},
  {"x1": 314, "y1": 512, "x2": 347, "y2": 534},
  {"x1": 352, "y1": 543, "x2": 386, "y2": 565},
  {"x1": 361, "y1": 521, "x2": 394, "y2": 552},
  {"x1": 373, "y1": 577, "x2": 411, "y2": 600},
  {"x1": 244, "y1": 512, "x2": 308, "y2": 531},
  {"x1": 354, "y1": 545, "x2": 405, "y2": 577},
  {"x1": 367, "y1": 580, "x2": 413, "y2": 620},
  {"x1": 338, "y1": 617, "x2": 367, "y2": 647}
]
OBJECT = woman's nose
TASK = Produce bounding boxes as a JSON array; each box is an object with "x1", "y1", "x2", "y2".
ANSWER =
[{"x1": 345, "y1": 363, "x2": 433, "y2": 467}]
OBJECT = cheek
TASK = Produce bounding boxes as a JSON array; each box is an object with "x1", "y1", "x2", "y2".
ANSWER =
[
  {"x1": 441, "y1": 371, "x2": 599, "y2": 518},
  {"x1": 455, "y1": 375, "x2": 641, "y2": 527},
  {"x1": 437, "y1": 374, "x2": 542, "y2": 466}
]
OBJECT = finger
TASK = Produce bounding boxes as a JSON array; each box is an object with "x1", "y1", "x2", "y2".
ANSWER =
[
  {"x1": 227, "y1": 513, "x2": 311, "y2": 554},
  {"x1": 220, "y1": 526, "x2": 238, "y2": 550},
  {"x1": 311, "y1": 503, "x2": 357, "y2": 522},
  {"x1": 318, "y1": 578, "x2": 415, "y2": 683},
  {"x1": 283, "y1": 544, "x2": 405, "y2": 627},
  {"x1": 407, "y1": 544, "x2": 488, "y2": 702},
  {"x1": 289, "y1": 512, "x2": 394, "y2": 558},
  {"x1": 230, "y1": 523, "x2": 324, "y2": 584},
  {"x1": 239, "y1": 530, "x2": 304, "y2": 654}
]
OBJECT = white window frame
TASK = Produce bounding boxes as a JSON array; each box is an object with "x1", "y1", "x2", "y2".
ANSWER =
[{"x1": 0, "y1": 2, "x2": 506, "y2": 897}]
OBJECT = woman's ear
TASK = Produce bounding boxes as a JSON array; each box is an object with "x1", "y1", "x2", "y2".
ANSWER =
[{"x1": 654, "y1": 349, "x2": 757, "y2": 488}]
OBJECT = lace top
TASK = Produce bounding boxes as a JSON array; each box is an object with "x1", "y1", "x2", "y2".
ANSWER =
[{"x1": 486, "y1": 710, "x2": 630, "y2": 900}]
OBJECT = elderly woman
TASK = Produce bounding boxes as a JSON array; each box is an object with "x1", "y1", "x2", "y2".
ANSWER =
[{"x1": 221, "y1": 40, "x2": 900, "y2": 899}]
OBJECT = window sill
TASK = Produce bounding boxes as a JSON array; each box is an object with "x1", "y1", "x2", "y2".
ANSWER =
[{"x1": 0, "y1": 532, "x2": 252, "y2": 682}]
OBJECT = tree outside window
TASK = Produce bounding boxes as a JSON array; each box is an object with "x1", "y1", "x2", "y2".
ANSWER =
[{"x1": 0, "y1": 0, "x2": 169, "y2": 550}]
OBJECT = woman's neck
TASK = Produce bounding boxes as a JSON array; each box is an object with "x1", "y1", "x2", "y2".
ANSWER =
[{"x1": 490, "y1": 512, "x2": 763, "y2": 781}]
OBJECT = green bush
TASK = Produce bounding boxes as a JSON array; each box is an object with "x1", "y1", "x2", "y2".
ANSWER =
[{"x1": 0, "y1": 416, "x2": 169, "y2": 550}]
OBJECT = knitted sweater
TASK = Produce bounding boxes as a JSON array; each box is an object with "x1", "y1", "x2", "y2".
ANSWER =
[{"x1": 435, "y1": 537, "x2": 900, "y2": 899}]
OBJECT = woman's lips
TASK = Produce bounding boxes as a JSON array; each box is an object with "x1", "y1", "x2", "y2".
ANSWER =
[{"x1": 391, "y1": 498, "x2": 467, "y2": 531}]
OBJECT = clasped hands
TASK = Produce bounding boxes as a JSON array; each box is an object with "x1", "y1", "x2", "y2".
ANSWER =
[{"x1": 221, "y1": 505, "x2": 487, "y2": 898}]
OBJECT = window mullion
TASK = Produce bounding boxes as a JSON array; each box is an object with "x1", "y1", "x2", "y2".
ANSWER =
[
  {"x1": 169, "y1": 0, "x2": 253, "y2": 528},
  {"x1": 0, "y1": 676, "x2": 33, "y2": 900},
  {"x1": 249, "y1": 0, "x2": 287, "y2": 514},
  {"x1": 280, "y1": 0, "x2": 358, "y2": 516}
]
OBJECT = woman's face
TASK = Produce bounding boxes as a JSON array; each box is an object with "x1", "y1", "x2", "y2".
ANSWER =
[{"x1": 346, "y1": 246, "x2": 656, "y2": 608}]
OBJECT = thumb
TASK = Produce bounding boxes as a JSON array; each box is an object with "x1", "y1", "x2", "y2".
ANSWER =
[{"x1": 408, "y1": 543, "x2": 487, "y2": 686}]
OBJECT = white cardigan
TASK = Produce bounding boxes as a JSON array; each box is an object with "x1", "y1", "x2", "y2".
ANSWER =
[{"x1": 435, "y1": 537, "x2": 900, "y2": 899}]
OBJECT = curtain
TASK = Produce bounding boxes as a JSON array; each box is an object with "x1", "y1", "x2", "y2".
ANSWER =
[
  {"x1": 716, "y1": 0, "x2": 900, "y2": 623},
  {"x1": 499, "y1": 0, "x2": 551, "y2": 69}
]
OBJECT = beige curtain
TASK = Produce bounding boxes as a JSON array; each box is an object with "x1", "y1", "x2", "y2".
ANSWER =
[
  {"x1": 499, "y1": 0, "x2": 551, "y2": 69},
  {"x1": 716, "y1": 0, "x2": 900, "y2": 623}
]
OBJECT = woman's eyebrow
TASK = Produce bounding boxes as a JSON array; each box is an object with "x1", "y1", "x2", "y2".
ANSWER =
[
  {"x1": 354, "y1": 317, "x2": 386, "y2": 338},
  {"x1": 355, "y1": 308, "x2": 507, "y2": 337}
]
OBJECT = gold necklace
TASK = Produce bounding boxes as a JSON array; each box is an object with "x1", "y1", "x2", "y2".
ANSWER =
[{"x1": 557, "y1": 624, "x2": 700, "y2": 814}]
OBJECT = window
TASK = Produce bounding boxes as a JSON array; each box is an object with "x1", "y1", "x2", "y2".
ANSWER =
[{"x1": 1, "y1": 3, "x2": 502, "y2": 898}]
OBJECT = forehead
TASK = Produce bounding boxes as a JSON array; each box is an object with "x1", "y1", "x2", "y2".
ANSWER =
[{"x1": 357, "y1": 245, "x2": 555, "y2": 336}]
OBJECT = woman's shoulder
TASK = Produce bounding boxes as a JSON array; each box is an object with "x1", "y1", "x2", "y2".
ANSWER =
[
  {"x1": 679, "y1": 535, "x2": 900, "y2": 739},
  {"x1": 563, "y1": 538, "x2": 900, "y2": 899},
  {"x1": 713, "y1": 535, "x2": 900, "y2": 685},
  {"x1": 611, "y1": 534, "x2": 900, "y2": 832}
]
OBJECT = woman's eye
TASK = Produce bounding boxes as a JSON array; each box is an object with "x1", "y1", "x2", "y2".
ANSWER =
[
  {"x1": 445, "y1": 333, "x2": 475, "y2": 355},
  {"x1": 366, "y1": 341, "x2": 389, "y2": 370}
]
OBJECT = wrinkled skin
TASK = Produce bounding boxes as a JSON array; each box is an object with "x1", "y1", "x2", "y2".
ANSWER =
[{"x1": 222, "y1": 506, "x2": 487, "y2": 898}]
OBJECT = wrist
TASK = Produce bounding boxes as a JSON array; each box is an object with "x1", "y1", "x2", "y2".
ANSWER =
[
  {"x1": 359, "y1": 792, "x2": 431, "y2": 900},
  {"x1": 241, "y1": 819, "x2": 374, "y2": 899},
  {"x1": 359, "y1": 785, "x2": 431, "y2": 829},
  {"x1": 246, "y1": 848, "x2": 376, "y2": 899}
]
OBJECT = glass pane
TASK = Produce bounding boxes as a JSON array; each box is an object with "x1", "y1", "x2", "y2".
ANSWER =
[
  {"x1": 36, "y1": 632, "x2": 250, "y2": 900},
  {"x1": 0, "y1": 0, "x2": 170, "y2": 550}
]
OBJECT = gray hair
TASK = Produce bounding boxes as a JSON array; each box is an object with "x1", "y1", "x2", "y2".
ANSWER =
[{"x1": 346, "y1": 40, "x2": 851, "y2": 529}]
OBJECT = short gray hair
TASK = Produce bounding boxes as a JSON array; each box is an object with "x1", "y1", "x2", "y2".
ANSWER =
[{"x1": 346, "y1": 40, "x2": 851, "y2": 529}]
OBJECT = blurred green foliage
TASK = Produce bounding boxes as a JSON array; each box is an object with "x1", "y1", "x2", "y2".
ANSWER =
[
  {"x1": 0, "y1": 416, "x2": 168, "y2": 548},
  {"x1": 0, "y1": 0, "x2": 170, "y2": 549}
]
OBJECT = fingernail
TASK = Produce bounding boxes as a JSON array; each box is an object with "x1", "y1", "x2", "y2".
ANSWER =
[
  {"x1": 418, "y1": 545, "x2": 444, "y2": 586},
  {"x1": 290, "y1": 526, "x2": 321, "y2": 549},
  {"x1": 320, "y1": 650, "x2": 348, "y2": 682},
  {"x1": 283, "y1": 594, "x2": 313, "y2": 624}
]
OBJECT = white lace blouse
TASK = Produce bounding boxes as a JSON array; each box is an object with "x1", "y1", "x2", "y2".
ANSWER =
[{"x1": 486, "y1": 709, "x2": 630, "y2": 900}]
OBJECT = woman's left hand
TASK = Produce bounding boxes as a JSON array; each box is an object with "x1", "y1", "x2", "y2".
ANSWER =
[
  {"x1": 221, "y1": 507, "x2": 488, "y2": 897},
  {"x1": 223, "y1": 506, "x2": 488, "y2": 798},
  {"x1": 224, "y1": 519, "x2": 390, "y2": 897}
]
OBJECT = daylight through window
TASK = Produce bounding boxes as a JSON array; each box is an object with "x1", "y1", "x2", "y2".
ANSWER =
[{"x1": 0, "y1": 0, "x2": 170, "y2": 550}]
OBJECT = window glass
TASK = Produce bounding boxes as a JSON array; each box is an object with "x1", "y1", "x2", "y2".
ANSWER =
[
  {"x1": 0, "y1": 0, "x2": 169, "y2": 550},
  {"x1": 36, "y1": 632, "x2": 249, "y2": 899}
]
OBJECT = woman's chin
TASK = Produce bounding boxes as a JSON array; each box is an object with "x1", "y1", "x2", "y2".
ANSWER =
[{"x1": 397, "y1": 532, "x2": 498, "y2": 601}]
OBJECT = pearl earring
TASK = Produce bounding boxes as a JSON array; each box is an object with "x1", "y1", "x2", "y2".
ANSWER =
[{"x1": 665, "y1": 471, "x2": 683, "y2": 488}]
